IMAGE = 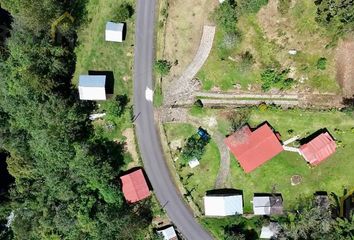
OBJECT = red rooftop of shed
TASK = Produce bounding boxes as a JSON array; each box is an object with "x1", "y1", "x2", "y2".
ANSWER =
[
  {"x1": 224, "y1": 123, "x2": 283, "y2": 173},
  {"x1": 300, "y1": 132, "x2": 336, "y2": 165},
  {"x1": 120, "y1": 169, "x2": 150, "y2": 203}
]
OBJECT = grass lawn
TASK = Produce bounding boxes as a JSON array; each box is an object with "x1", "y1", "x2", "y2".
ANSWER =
[
  {"x1": 73, "y1": 0, "x2": 136, "y2": 141},
  {"x1": 198, "y1": 0, "x2": 340, "y2": 93},
  {"x1": 222, "y1": 108, "x2": 354, "y2": 212},
  {"x1": 163, "y1": 123, "x2": 220, "y2": 211}
]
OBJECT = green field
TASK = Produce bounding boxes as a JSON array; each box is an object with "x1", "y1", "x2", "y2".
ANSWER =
[
  {"x1": 73, "y1": 0, "x2": 136, "y2": 141},
  {"x1": 163, "y1": 123, "x2": 220, "y2": 211},
  {"x1": 198, "y1": 0, "x2": 340, "y2": 93}
]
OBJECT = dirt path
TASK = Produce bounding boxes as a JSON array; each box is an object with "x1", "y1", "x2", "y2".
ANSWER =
[
  {"x1": 164, "y1": 26, "x2": 216, "y2": 105},
  {"x1": 159, "y1": 107, "x2": 231, "y2": 188},
  {"x1": 336, "y1": 38, "x2": 354, "y2": 97}
]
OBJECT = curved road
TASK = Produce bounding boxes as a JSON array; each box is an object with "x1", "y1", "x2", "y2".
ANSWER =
[{"x1": 133, "y1": 0, "x2": 212, "y2": 239}]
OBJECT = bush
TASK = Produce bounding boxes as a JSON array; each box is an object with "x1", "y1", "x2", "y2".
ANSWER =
[
  {"x1": 316, "y1": 57, "x2": 327, "y2": 70},
  {"x1": 239, "y1": 51, "x2": 254, "y2": 71},
  {"x1": 261, "y1": 68, "x2": 294, "y2": 91},
  {"x1": 181, "y1": 133, "x2": 209, "y2": 164},
  {"x1": 237, "y1": 0, "x2": 268, "y2": 14},
  {"x1": 213, "y1": 0, "x2": 238, "y2": 34},
  {"x1": 104, "y1": 95, "x2": 128, "y2": 118},
  {"x1": 194, "y1": 99, "x2": 203, "y2": 108},
  {"x1": 114, "y1": 3, "x2": 134, "y2": 22},
  {"x1": 278, "y1": 0, "x2": 290, "y2": 15},
  {"x1": 228, "y1": 109, "x2": 250, "y2": 132},
  {"x1": 154, "y1": 59, "x2": 172, "y2": 77}
]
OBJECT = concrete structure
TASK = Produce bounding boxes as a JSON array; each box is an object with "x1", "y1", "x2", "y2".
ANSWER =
[
  {"x1": 224, "y1": 123, "x2": 283, "y2": 173},
  {"x1": 105, "y1": 22, "x2": 124, "y2": 42},
  {"x1": 253, "y1": 195, "x2": 283, "y2": 215},
  {"x1": 157, "y1": 226, "x2": 178, "y2": 240},
  {"x1": 204, "y1": 194, "x2": 243, "y2": 216},
  {"x1": 260, "y1": 222, "x2": 280, "y2": 239},
  {"x1": 78, "y1": 75, "x2": 106, "y2": 100}
]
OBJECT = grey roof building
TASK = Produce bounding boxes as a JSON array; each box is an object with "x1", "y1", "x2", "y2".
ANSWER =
[{"x1": 253, "y1": 194, "x2": 283, "y2": 215}]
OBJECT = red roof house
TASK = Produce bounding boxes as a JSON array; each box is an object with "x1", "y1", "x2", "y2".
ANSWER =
[
  {"x1": 299, "y1": 132, "x2": 336, "y2": 165},
  {"x1": 224, "y1": 124, "x2": 283, "y2": 173},
  {"x1": 120, "y1": 169, "x2": 150, "y2": 203}
]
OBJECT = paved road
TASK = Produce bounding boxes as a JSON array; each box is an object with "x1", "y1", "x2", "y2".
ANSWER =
[{"x1": 133, "y1": 0, "x2": 213, "y2": 240}]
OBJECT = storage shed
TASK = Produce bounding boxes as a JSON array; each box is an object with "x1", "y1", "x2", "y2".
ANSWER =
[
  {"x1": 204, "y1": 193, "x2": 243, "y2": 216},
  {"x1": 78, "y1": 75, "x2": 106, "y2": 100},
  {"x1": 157, "y1": 226, "x2": 178, "y2": 240},
  {"x1": 105, "y1": 22, "x2": 124, "y2": 42},
  {"x1": 120, "y1": 169, "x2": 150, "y2": 203},
  {"x1": 253, "y1": 195, "x2": 283, "y2": 215}
]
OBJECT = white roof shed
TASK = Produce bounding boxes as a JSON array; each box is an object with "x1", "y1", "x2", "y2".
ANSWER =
[
  {"x1": 204, "y1": 194, "x2": 243, "y2": 216},
  {"x1": 260, "y1": 223, "x2": 280, "y2": 239},
  {"x1": 78, "y1": 75, "x2": 106, "y2": 100},
  {"x1": 157, "y1": 226, "x2": 177, "y2": 240},
  {"x1": 253, "y1": 196, "x2": 271, "y2": 215},
  {"x1": 105, "y1": 22, "x2": 124, "y2": 42}
]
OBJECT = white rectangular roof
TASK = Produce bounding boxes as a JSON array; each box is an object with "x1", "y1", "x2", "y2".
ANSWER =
[
  {"x1": 253, "y1": 196, "x2": 271, "y2": 215},
  {"x1": 105, "y1": 22, "x2": 124, "y2": 42},
  {"x1": 188, "y1": 158, "x2": 200, "y2": 168},
  {"x1": 157, "y1": 226, "x2": 177, "y2": 240},
  {"x1": 78, "y1": 75, "x2": 106, "y2": 100},
  {"x1": 204, "y1": 195, "x2": 243, "y2": 216},
  {"x1": 260, "y1": 223, "x2": 280, "y2": 239}
]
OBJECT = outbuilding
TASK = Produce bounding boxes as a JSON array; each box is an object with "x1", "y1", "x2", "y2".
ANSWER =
[
  {"x1": 105, "y1": 22, "x2": 124, "y2": 42},
  {"x1": 260, "y1": 222, "x2": 280, "y2": 239},
  {"x1": 224, "y1": 123, "x2": 283, "y2": 173},
  {"x1": 299, "y1": 131, "x2": 336, "y2": 165},
  {"x1": 157, "y1": 226, "x2": 178, "y2": 240},
  {"x1": 78, "y1": 75, "x2": 106, "y2": 100},
  {"x1": 253, "y1": 195, "x2": 283, "y2": 215},
  {"x1": 204, "y1": 192, "x2": 243, "y2": 216},
  {"x1": 120, "y1": 169, "x2": 150, "y2": 203}
]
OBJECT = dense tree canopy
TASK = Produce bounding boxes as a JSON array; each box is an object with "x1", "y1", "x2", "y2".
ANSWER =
[{"x1": 0, "y1": 1, "x2": 152, "y2": 239}]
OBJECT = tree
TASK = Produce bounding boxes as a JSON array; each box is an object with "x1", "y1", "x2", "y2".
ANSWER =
[
  {"x1": 181, "y1": 134, "x2": 209, "y2": 164},
  {"x1": 213, "y1": 0, "x2": 238, "y2": 34},
  {"x1": 260, "y1": 68, "x2": 293, "y2": 92},
  {"x1": 114, "y1": 2, "x2": 134, "y2": 22},
  {"x1": 154, "y1": 59, "x2": 171, "y2": 77}
]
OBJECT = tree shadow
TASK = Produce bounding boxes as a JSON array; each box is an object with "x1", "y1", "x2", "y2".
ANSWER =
[{"x1": 224, "y1": 222, "x2": 258, "y2": 240}]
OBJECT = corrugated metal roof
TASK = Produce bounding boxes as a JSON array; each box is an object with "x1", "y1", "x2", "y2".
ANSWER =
[
  {"x1": 78, "y1": 75, "x2": 106, "y2": 100},
  {"x1": 300, "y1": 132, "x2": 336, "y2": 165},
  {"x1": 224, "y1": 124, "x2": 283, "y2": 173},
  {"x1": 204, "y1": 195, "x2": 243, "y2": 216},
  {"x1": 120, "y1": 169, "x2": 150, "y2": 203}
]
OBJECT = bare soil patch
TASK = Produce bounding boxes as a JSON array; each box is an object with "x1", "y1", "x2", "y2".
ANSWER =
[
  {"x1": 162, "y1": 0, "x2": 217, "y2": 85},
  {"x1": 335, "y1": 38, "x2": 354, "y2": 97},
  {"x1": 122, "y1": 128, "x2": 139, "y2": 168}
]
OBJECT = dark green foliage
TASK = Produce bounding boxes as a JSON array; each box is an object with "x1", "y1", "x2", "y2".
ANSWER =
[
  {"x1": 237, "y1": 0, "x2": 268, "y2": 14},
  {"x1": 315, "y1": 0, "x2": 354, "y2": 34},
  {"x1": 278, "y1": 0, "x2": 290, "y2": 15},
  {"x1": 103, "y1": 95, "x2": 129, "y2": 119},
  {"x1": 181, "y1": 134, "x2": 209, "y2": 164},
  {"x1": 316, "y1": 57, "x2": 327, "y2": 70},
  {"x1": 0, "y1": 1, "x2": 152, "y2": 239},
  {"x1": 194, "y1": 99, "x2": 204, "y2": 108},
  {"x1": 154, "y1": 59, "x2": 172, "y2": 76},
  {"x1": 239, "y1": 51, "x2": 254, "y2": 71},
  {"x1": 113, "y1": 2, "x2": 134, "y2": 22},
  {"x1": 261, "y1": 68, "x2": 294, "y2": 91},
  {"x1": 213, "y1": 0, "x2": 238, "y2": 34}
]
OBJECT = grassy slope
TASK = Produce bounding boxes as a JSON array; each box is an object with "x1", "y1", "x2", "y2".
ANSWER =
[
  {"x1": 227, "y1": 108, "x2": 354, "y2": 211},
  {"x1": 198, "y1": 0, "x2": 339, "y2": 92},
  {"x1": 163, "y1": 123, "x2": 220, "y2": 211},
  {"x1": 73, "y1": 0, "x2": 136, "y2": 141}
]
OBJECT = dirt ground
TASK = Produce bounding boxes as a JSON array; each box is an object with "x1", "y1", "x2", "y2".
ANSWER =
[
  {"x1": 335, "y1": 38, "x2": 354, "y2": 97},
  {"x1": 162, "y1": 0, "x2": 217, "y2": 85},
  {"x1": 122, "y1": 128, "x2": 139, "y2": 168}
]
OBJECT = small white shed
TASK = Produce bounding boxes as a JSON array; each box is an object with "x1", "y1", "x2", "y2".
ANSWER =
[
  {"x1": 105, "y1": 22, "x2": 124, "y2": 42},
  {"x1": 204, "y1": 194, "x2": 243, "y2": 216},
  {"x1": 157, "y1": 226, "x2": 177, "y2": 240},
  {"x1": 188, "y1": 158, "x2": 200, "y2": 169},
  {"x1": 78, "y1": 75, "x2": 106, "y2": 100},
  {"x1": 260, "y1": 223, "x2": 280, "y2": 239}
]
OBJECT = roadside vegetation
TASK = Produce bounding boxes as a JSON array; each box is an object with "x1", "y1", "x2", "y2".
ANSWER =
[
  {"x1": 198, "y1": 0, "x2": 346, "y2": 93},
  {"x1": 0, "y1": 0, "x2": 156, "y2": 239}
]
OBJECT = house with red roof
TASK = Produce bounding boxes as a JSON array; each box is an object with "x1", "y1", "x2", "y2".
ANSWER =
[
  {"x1": 120, "y1": 169, "x2": 151, "y2": 203},
  {"x1": 224, "y1": 123, "x2": 283, "y2": 173},
  {"x1": 299, "y1": 131, "x2": 336, "y2": 165}
]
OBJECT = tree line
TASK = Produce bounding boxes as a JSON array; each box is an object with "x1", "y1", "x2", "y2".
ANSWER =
[{"x1": 0, "y1": 1, "x2": 152, "y2": 239}]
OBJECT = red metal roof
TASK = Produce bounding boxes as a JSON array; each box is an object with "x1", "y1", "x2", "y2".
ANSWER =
[
  {"x1": 120, "y1": 169, "x2": 150, "y2": 203},
  {"x1": 300, "y1": 132, "x2": 336, "y2": 165},
  {"x1": 224, "y1": 124, "x2": 283, "y2": 173}
]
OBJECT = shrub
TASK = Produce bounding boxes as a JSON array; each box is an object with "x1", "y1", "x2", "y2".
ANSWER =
[
  {"x1": 237, "y1": 0, "x2": 268, "y2": 14},
  {"x1": 278, "y1": 0, "x2": 290, "y2": 15},
  {"x1": 228, "y1": 109, "x2": 250, "y2": 132},
  {"x1": 316, "y1": 57, "x2": 327, "y2": 70},
  {"x1": 114, "y1": 3, "x2": 134, "y2": 22},
  {"x1": 213, "y1": 0, "x2": 238, "y2": 34},
  {"x1": 104, "y1": 95, "x2": 128, "y2": 118},
  {"x1": 239, "y1": 51, "x2": 254, "y2": 71},
  {"x1": 181, "y1": 134, "x2": 209, "y2": 164},
  {"x1": 194, "y1": 99, "x2": 203, "y2": 108},
  {"x1": 261, "y1": 68, "x2": 293, "y2": 91},
  {"x1": 154, "y1": 59, "x2": 172, "y2": 76}
]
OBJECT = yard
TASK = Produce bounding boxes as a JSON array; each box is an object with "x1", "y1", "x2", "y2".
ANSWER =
[
  {"x1": 163, "y1": 123, "x2": 220, "y2": 212},
  {"x1": 187, "y1": 107, "x2": 354, "y2": 213},
  {"x1": 198, "y1": 0, "x2": 341, "y2": 93}
]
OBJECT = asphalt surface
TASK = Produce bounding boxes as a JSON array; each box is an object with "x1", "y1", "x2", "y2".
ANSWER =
[{"x1": 133, "y1": 0, "x2": 213, "y2": 239}]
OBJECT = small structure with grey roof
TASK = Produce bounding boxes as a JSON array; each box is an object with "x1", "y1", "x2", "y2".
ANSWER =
[
  {"x1": 204, "y1": 190, "x2": 243, "y2": 216},
  {"x1": 105, "y1": 22, "x2": 124, "y2": 42},
  {"x1": 260, "y1": 222, "x2": 280, "y2": 239},
  {"x1": 253, "y1": 194, "x2": 283, "y2": 215},
  {"x1": 157, "y1": 226, "x2": 178, "y2": 240},
  {"x1": 78, "y1": 75, "x2": 107, "y2": 100}
]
